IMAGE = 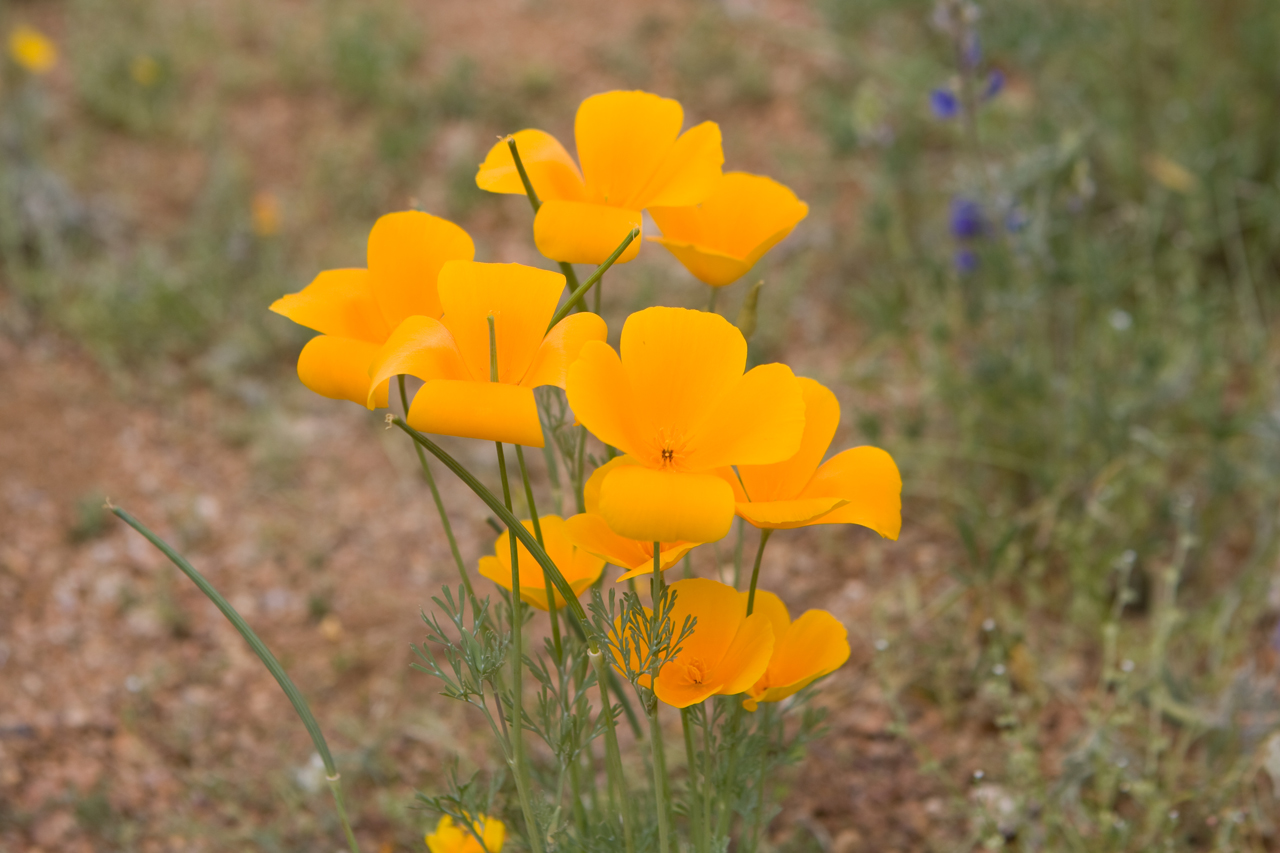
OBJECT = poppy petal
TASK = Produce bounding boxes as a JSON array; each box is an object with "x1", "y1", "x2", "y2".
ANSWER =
[
  {"x1": 649, "y1": 171, "x2": 807, "y2": 264},
  {"x1": 711, "y1": 612, "x2": 775, "y2": 696},
  {"x1": 634, "y1": 121, "x2": 724, "y2": 209},
  {"x1": 367, "y1": 211, "x2": 475, "y2": 328},
  {"x1": 598, "y1": 466, "x2": 735, "y2": 543},
  {"x1": 408, "y1": 380, "x2": 545, "y2": 447},
  {"x1": 437, "y1": 261, "x2": 567, "y2": 384},
  {"x1": 582, "y1": 456, "x2": 640, "y2": 515},
  {"x1": 738, "y1": 377, "x2": 840, "y2": 502},
  {"x1": 521, "y1": 311, "x2": 609, "y2": 389},
  {"x1": 734, "y1": 497, "x2": 849, "y2": 529},
  {"x1": 564, "y1": 512, "x2": 650, "y2": 572},
  {"x1": 684, "y1": 363, "x2": 805, "y2": 470},
  {"x1": 566, "y1": 341, "x2": 643, "y2": 457},
  {"x1": 533, "y1": 200, "x2": 643, "y2": 265},
  {"x1": 666, "y1": 578, "x2": 745, "y2": 665},
  {"x1": 798, "y1": 446, "x2": 902, "y2": 538},
  {"x1": 269, "y1": 269, "x2": 389, "y2": 343},
  {"x1": 297, "y1": 335, "x2": 389, "y2": 408},
  {"x1": 475, "y1": 129, "x2": 588, "y2": 202},
  {"x1": 576, "y1": 91, "x2": 683, "y2": 210},
  {"x1": 643, "y1": 239, "x2": 753, "y2": 288},
  {"x1": 758, "y1": 609, "x2": 850, "y2": 703},
  {"x1": 616, "y1": 307, "x2": 746, "y2": 467},
  {"x1": 613, "y1": 542, "x2": 697, "y2": 582},
  {"x1": 744, "y1": 590, "x2": 791, "y2": 641},
  {"x1": 366, "y1": 316, "x2": 470, "y2": 406}
]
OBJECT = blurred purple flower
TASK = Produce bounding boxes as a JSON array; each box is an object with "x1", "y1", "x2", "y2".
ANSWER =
[
  {"x1": 955, "y1": 248, "x2": 979, "y2": 274},
  {"x1": 983, "y1": 69, "x2": 1005, "y2": 100},
  {"x1": 950, "y1": 197, "x2": 985, "y2": 240},
  {"x1": 930, "y1": 88, "x2": 960, "y2": 120}
]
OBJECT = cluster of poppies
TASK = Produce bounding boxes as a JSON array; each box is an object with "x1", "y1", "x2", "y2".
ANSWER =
[{"x1": 271, "y1": 88, "x2": 899, "y2": 745}]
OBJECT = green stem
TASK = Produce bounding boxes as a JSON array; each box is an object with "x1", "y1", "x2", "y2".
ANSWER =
[
  {"x1": 397, "y1": 375, "x2": 474, "y2": 606},
  {"x1": 547, "y1": 228, "x2": 638, "y2": 329},
  {"x1": 682, "y1": 708, "x2": 706, "y2": 853},
  {"x1": 110, "y1": 506, "x2": 360, "y2": 853},
  {"x1": 650, "y1": 544, "x2": 671, "y2": 853},
  {"x1": 390, "y1": 417, "x2": 592, "y2": 638},
  {"x1": 714, "y1": 705, "x2": 742, "y2": 844},
  {"x1": 702, "y1": 708, "x2": 715, "y2": 848},
  {"x1": 505, "y1": 135, "x2": 579, "y2": 291},
  {"x1": 593, "y1": 271, "x2": 603, "y2": 315},
  {"x1": 496, "y1": 442, "x2": 543, "y2": 853},
  {"x1": 707, "y1": 285, "x2": 718, "y2": 313},
  {"x1": 745, "y1": 528, "x2": 773, "y2": 616},
  {"x1": 590, "y1": 649, "x2": 636, "y2": 853},
  {"x1": 515, "y1": 445, "x2": 560, "y2": 658},
  {"x1": 749, "y1": 706, "x2": 772, "y2": 853}
]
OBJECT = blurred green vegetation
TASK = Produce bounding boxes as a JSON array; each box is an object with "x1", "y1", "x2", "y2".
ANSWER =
[{"x1": 2, "y1": 0, "x2": 1279, "y2": 849}]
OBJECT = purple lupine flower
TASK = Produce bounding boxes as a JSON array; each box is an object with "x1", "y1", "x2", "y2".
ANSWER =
[
  {"x1": 930, "y1": 88, "x2": 960, "y2": 120},
  {"x1": 950, "y1": 197, "x2": 985, "y2": 240},
  {"x1": 983, "y1": 69, "x2": 1005, "y2": 100},
  {"x1": 954, "y1": 248, "x2": 979, "y2": 274}
]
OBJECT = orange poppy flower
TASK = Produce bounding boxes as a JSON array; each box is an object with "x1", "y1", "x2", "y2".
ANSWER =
[
  {"x1": 366, "y1": 260, "x2": 606, "y2": 448},
  {"x1": 740, "y1": 590, "x2": 850, "y2": 711},
  {"x1": 478, "y1": 515, "x2": 605, "y2": 611},
  {"x1": 720, "y1": 377, "x2": 901, "y2": 536},
  {"x1": 566, "y1": 307, "x2": 804, "y2": 543},
  {"x1": 425, "y1": 814, "x2": 505, "y2": 853},
  {"x1": 476, "y1": 90, "x2": 723, "y2": 266},
  {"x1": 623, "y1": 578, "x2": 773, "y2": 709},
  {"x1": 269, "y1": 211, "x2": 474, "y2": 408},
  {"x1": 565, "y1": 457, "x2": 699, "y2": 582},
  {"x1": 648, "y1": 172, "x2": 809, "y2": 287}
]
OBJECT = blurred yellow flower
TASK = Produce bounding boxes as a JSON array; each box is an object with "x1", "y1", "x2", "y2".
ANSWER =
[
  {"x1": 740, "y1": 590, "x2": 849, "y2": 711},
  {"x1": 251, "y1": 192, "x2": 281, "y2": 237},
  {"x1": 649, "y1": 172, "x2": 808, "y2": 287},
  {"x1": 130, "y1": 54, "x2": 160, "y2": 87},
  {"x1": 719, "y1": 377, "x2": 901, "y2": 537},
  {"x1": 478, "y1": 515, "x2": 605, "y2": 610},
  {"x1": 367, "y1": 261, "x2": 606, "y2": 447},
  {"x1": 425, "y1": 814, "x2": 505, "y2": 853},
  {"x1": 566, "y1": 307, "x2": 804, "y2": 543},
  {"x1": 565, "y1": 457, "x2": 699, "y2": 582},
  {"x1": 8, "y1": 25, "x2": 57, "y2": 75},
  {"x1": 269, "y1": 211, "x2": 474, "y2": 408},
  {"x1": 476, "y1": 90, "x2": 723, "y2": 266}
]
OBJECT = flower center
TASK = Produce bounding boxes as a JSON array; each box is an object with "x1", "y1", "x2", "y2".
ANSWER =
[
  {"x1": 681, "y1": 658, "x2": 708, "y2": 686},
  {"x1": 661, "y1": 447, "x2": 675, "y2": 466}
]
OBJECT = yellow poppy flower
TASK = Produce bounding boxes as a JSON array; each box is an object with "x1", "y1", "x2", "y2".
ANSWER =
[
  {"x1": 565, "y1": 457, "x2": 699, "y2": 582},
  {"x1": 8, "y1": 25, "x2": 57, "y2": 75},
  {"x1": 269, "y1": 211, "x2": 474, "y2": 408},
  {"x1": 425, "y1": 814, "x2": 505, "y2": 853},
  {"x1": 649, "y1": 172, "x2": 809, "y2": 287},
  {"x1": 476, "y1": 90, "x2": 724, "y2": 266},
  {"x1": 719, "y1": 377, "x2": 902, "y2": 537},
  {"x1": 566, "y1": 307, "x2": 805, "y2": 543},
  {"x1": 740, "y1": 590, "x2": 850, "y2": 712},
  {"x1": 478, "y1": 515, "x2": 605, "y2": 611},
  {"x1": 622, "y1": 578, "x2": 773, "y2": 709},
  {"x1": 367, "y1": 261, "x2": 607, "y2": 448}
]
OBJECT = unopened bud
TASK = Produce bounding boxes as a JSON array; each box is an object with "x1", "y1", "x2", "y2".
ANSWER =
[{"x1": 736, "y1": 280, "x2": 764, "y2": 341}]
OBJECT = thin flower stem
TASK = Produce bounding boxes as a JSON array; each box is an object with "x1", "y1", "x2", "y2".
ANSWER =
[
  {"x1": 650, "y1": 544, "x2": 671, "y2": 853},
  {"x1": 746, "y1": 528, "x2": 773, "y2": 616},
  {"x1": 495, "y1": 440, "x2": 543, "y2": 853},
  {"x1": 590, "y1": 649, "x2": 636, "y2": 853},
  {"x1": 593, "y1": 271, "x2": 603, "y2": 315},
  {"x1": 515, "y1": 444, "x2": 561, "y2": 659},
  {"x1": 397, "y1": 375, "x2": 474, "y2": 607},
  {"x1": 733, "y1": 518, "x2": 745, "y2": 588},
  {"x1": 681, "y1": 708, "x2": 707, "y2": 853},
  {"x1": 389, "y1": 418, "x2": 593, "y2": 637},
  {"x1": 707, "y1": 285, "x2": 718, "y2": 313},
  {"x1": 701, "y1": 708, "x2": 715, "y2": 848},
  {"x1": 714, "y1": 704, "x2": 741, "y2": 844},
  {"x1": 749, "y1": 705, "x2": 772, "y2": 853},
  {"x1": 547, "y1": 228, "x2": 638, "y2": 329},
  {"x1": 505, "y1": 135, "x2": 580, "y2": 293},
  {"x1": 109, "y1": 506, "x2": 361, "y2": 853}
]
